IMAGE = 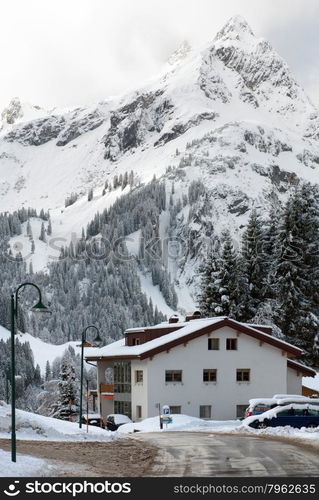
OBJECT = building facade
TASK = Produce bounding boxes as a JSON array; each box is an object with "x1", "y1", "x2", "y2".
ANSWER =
[{"x1": 86, "y1": 316, "x2": 316, "y2": 421}]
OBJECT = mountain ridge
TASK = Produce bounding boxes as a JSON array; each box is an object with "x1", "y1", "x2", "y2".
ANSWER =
[{"x1": 0, "y1": 16, "x2": 319, "y2": 312}]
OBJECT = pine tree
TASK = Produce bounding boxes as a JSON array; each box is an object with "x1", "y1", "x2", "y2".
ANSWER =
[
  {"x1": 45, "y1": 360, "x2": 52, "y2": 381},
  {"x1": 129, "y1": 170, "x2": 134, "y2": 188},
  {"x1": 26, "y1": 220, "x2": 33, "y2": 239},
  {"x1": 198, "y1": 249, "x2": 221, "y2": 317},
  {"x1": 198, "y1": 232, "x2": 243, "y2": 318},
  {"x1": 274, "y1": 184, "x2": 319, "y2": 359},
  {"x1": 241, "y1": 209, "x2": 267, "y2": 318},
  {"x1": 88, "y1": 188, "x2": 93, "y2": 202},
  {"x1": 54, "y1": 360, "x2": 78, "y2": 420},
  {"x1": 47, "y1": 218, "x2": 52, "y2": 236},
  {"x1": 122, "y1": 171, "x2": 128, "y2": 189},
  {"x1": 39, "y1": 222, "x2": 46, "y2": 242}
]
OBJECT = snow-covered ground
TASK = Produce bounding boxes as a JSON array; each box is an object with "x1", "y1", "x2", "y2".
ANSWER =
[
  {"x1": 0, "y1": 402, "x2": 119, "y2": 442},
  {"x1": 119, "y1": 414, "x2": 240, "y2": 434},
  {"x1": 0, "y1": 325, "x2": 90, "y2": 374},
  {"x1": 0, "y1": 449, "x2": 57, "y2": 477}
]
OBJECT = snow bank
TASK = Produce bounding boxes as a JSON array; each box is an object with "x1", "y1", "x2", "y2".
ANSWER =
[
  {"x1": 0, "y1": 402, "x2": 120, "y2": 442},
  {"x1": 235, "y1": 424, "x2": 319, "y2": 442},
  {"x1": 0, "y1": 449, "x2": 56, "y2": 477},
  {"x1": 118, "y1": 414, "x2": 240, "y2": 433},
  {"x1": 0, "y1": 449, "x2": 53, "y2": 477}
]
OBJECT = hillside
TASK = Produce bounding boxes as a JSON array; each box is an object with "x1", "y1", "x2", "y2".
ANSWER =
[{"x1": 0, "y1": 15, "x2": 318, "y2": 349}]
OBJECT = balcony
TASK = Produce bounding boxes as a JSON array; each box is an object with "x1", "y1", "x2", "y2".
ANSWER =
[{"x1": 100, "y1": 383, "x2": 114, "y2": 399}]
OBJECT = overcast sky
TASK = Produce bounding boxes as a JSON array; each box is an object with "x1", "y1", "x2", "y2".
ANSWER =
[{"x1": 0, "y1": 0, "x2": 318, "y2": 111}]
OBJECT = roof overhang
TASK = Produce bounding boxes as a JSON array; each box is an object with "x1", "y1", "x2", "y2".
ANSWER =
[
  {"x1": 287, "y1": 359, "x2": 317, "y2": 377},
  {"x1": 85, "y1": 318, "x2": 303, "y2": 362}
]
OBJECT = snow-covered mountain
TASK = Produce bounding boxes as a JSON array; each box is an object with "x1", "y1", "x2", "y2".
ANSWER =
[
  {"x1": 0, "y1": 97, "x2": 51, "y2": 131},
  {"x1": 1, "y1": 15, "x2": 319, "y2": 311}
]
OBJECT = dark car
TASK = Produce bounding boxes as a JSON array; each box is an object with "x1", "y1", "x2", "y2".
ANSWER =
[
  {"x1": 105, "y1": 414, "x2": 132, "y2": 431},
  {"x1": 247, "y1": 405, "x2": 319, "y2": 429},
  {"x1": 81, "y1": 414, "x2": 105, "y2": 428}
]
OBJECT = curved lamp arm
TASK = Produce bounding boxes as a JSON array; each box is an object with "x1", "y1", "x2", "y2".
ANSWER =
[
  {"x1": 82, "y1": 325, "x2": 102, "y2": 345},
  {"x1": 13, "y1": 282, "x2": 51, "y2": 316},
  {"x1": 14, "y1": 282, "x2": 42, "y2": 307}
]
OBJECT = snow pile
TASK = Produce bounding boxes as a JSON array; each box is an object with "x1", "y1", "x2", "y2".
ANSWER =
[
  {"x1": 0, "y1": 449, "x2": 56, "y2": 477},
  {"x1": 235, "y1": 424, "x2": 319, "y2": 443},
  {"x1": 0, "y1": 402, "x2": 120, "y2": 442},
  {"x1": 118, "y1": 414, "x2": 240, "y2": 434}
]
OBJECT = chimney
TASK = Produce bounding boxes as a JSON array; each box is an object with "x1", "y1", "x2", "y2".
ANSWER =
[
  {"x1": 168, "y1": 315, "x2": 179, "y2": 324},
  {"x1": 185, "y1": 310, "x2": 201, "y2": 322}
]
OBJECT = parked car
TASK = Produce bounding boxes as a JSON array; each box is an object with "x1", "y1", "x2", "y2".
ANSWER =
[
  {"x1": 244, "y1": 396, "x2": 319, "y2": 418},
  {"x1": 244, "y1": 398, "x2": 277, "y2": 418},
  {"x1": 81, "y1": 413, "x2": 105, "y2": 428},
  {"x1": 105, "y1": 414, "x2": 132, "y2": 431},
  {"x1": 245, "y1": 404, "x2": 319, "y2": 429}
]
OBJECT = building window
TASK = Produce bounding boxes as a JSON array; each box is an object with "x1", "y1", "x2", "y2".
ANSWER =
[
  {"x1": 135, "y1": 370, "x2": 143, "y2": 383},
  {"x1": 133, "y1": 338, "x2": 140, "y2": 345},
  {"x1": 226, "y1": 338, "x2": 237, "y2": 350},
  {"x1": 236, "y1": 405, "x2": 248, "y2": 418},
  {"x1": 203, "y1": 369, "x2": 217, "y2": 382},
  {"x1": 165, "y1": 370, "x2": 182, "y2": 382},
  {"x1": 200, "y1": 405, "x2": 212, "y2": 419},
  {"x1": 114, "y1": 361, "x2": 131, "y2": 393},
  {"x1": 169, "y1": 406, "x2": 181, "y2": 414},
  {"x1": 114, "y1": 401, "x2": 132, "y2": 418},
  {"x1": 208, "y1": 338, "x2": 219, "y2": 350},
  {"x1": 136, "y1": 405, "x2": 142, "y2": 419},
  {"x1": 236, "y1": 369, "x2": 250, "y2": 382}
]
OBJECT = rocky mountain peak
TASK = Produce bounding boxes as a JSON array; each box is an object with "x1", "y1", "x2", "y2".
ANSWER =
[
  {"x1": 214, "y1": 15, "x2": 255, "y2": 41},
  {"x1": 1, "y1": 97, "x2": 23, "y2": 125},
  {"x1": 168, "y1": 40, "x2": 191, "y2": 65}
]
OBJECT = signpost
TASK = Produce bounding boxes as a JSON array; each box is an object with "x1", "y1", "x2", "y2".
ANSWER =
[
  {"x1": 156, "y1": 403, "x2": 163, "y2": 429},
  {"x1": 161, "y1": 405, "x2": 173, "y2": 428}
]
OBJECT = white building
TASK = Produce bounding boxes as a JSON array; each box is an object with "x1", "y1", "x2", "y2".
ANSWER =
[{"x1": 86, "y1": 315, "x2": 316, "y2": 421}]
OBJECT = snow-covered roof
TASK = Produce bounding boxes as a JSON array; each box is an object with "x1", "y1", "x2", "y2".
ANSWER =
[
  {"x1": 86, "y1": 317, "x2": 303, "y2": 361},
  {"x1": 303, "y1": 372, "x2": 319, "y2": 392},
  {"x1": 287, "y1": 359, "x2": 317, "y2": 377},
  {"x1": 88, "y1": 317, "x2": 224, "y2": 359}
]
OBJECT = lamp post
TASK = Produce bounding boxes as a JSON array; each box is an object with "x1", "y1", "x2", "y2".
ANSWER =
[
  {"x1": 5, "y1": 370, "x2": 9, "y2": 404},
  {"x1": 11, "y1": 282, "x2": 51, "y2": 462},
  {"x1": 79, "y1": 326, "x2": 102, "y2": 428}
]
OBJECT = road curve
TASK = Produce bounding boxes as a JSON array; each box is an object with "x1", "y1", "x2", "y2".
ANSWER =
[{"x1": 134, "y1": 432, "x2": 319, "y2": 477}]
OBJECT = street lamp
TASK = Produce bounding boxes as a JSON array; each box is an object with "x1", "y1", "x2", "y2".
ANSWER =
[
  {"x1": 78, "y1": 326, "x2": 102, "y2": 428},
  {"x1": 11, "y1": 282, "x2": 51, "y2": 462}
]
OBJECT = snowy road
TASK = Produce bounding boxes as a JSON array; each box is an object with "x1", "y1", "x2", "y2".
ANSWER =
[
  {"x1": 1, "y1": 432, "x2": 319, "y2": 477},
  {"x1": 134, "y1": 432, "x2": 319, "y2": 477}
]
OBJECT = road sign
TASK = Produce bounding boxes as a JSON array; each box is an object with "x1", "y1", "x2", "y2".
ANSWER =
[
  {"x1": 162, "y1": 416, "x2": 173, "y2": 424},
  {"x1": 162, "y1": 405, "x2": 170, "y2": 415}
]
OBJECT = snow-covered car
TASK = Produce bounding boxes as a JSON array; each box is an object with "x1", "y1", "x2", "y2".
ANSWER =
[
  {"x1": 105, "y1": 414, "x2": 132, "y2": 431},
  {"x1": 244, "y1": 396, "x2": 319, "y2": 417},
  {"x1": 81, "y1": 413, "x2": 105, "y2": 428},
  {"x1": 244, "y1": 398, "x2": 278, "y2": 417},
  {"x1": 245, "y1": 403, "x2": 319, "y2": 429}
]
